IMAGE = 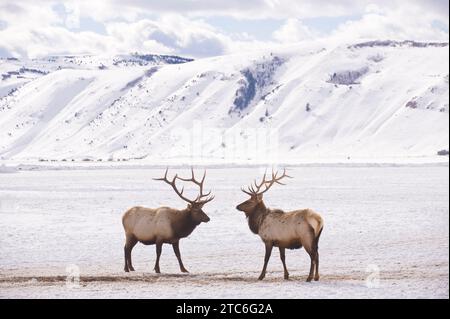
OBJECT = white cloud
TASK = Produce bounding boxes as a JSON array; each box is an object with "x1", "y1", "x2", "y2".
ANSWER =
[
  {"x1": 0, "y1": 2, "x2": 61, "y2": 27},
  {"x1": 64, "y1": 2, "x2": 81, "y2": 29},
  {"x1": 0, "y1": 2, "x2": 234, "y2": 58},
  {"x1": 97, "y1": 0, "x2": 449, "y2": 23},
  {"x1": 104, "y1": 16, "x2": 231, "y2": 57},
  {"x1": 104, "y1": 0, "x2": 366, "y2": 19},
  {"x1": 0, "y1": 0, "x2": 448, "y2": 59},
  {"x1": 272, "y1": 19, "x2": 315, "y2": 43},
  {"x1": 330, "y1": 4, "x2": 449, "y2": 42},
  {"x1": 270, "y1": 1, "x2": 449, "y2": 45}
]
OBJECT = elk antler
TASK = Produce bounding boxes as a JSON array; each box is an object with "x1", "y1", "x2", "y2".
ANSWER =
[
  {"x1": 154, "y1": 168, "x2": 214, "y2": 205},
  {"x1": 242, "y1": 168, "x2": 292, "y2": 196}
]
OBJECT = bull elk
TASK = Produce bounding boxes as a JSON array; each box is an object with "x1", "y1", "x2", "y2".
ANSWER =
[
  {"x1": 236, "y1": 169, "x2": 324, "y2": 282},
  {"x1": 122, "y1": 168, "x2": 214, "y2": 273}
]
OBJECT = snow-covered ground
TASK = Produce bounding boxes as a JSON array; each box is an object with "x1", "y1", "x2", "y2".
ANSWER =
[{"x1": 0, "y1": 165, "x2": 448, "y2": 298}]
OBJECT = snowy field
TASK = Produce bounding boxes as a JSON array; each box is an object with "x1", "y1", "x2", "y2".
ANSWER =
[{"x1": 0, "y1": 165, "x2": 448, "y2": 298}]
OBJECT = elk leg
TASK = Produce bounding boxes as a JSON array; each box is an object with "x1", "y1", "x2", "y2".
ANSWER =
[
  {"x1": 314, "y1": 252, "x2": 320, "y2": 281},
  {"x1": 279, "y1": 247, "x2": 289, "y2": 280},
  {"x1": 314, "y1": 227, "x2": 323, "y2": 281},
  {"x1": 124, "y1": 235, "x2": 137, "y2": 272},
  {"x1": 304, "y1": 227, "x2": 317, "y2": 282},
  {"x1": 258, "y1": 242, "x2": 273, "y2": 280},
  {"x1": 124, "y1": 245, "x2": 129, "y2": 272},
  {"x1": 154, "y1": 241, "x2": 162, "y2": 273},
  {"x1": 127, "y1": 237, "x2": 137, "y2": 271},
  {"x1": 307, "y1": 254, "x2": 316, "y2": 282},
  {"x1": 172, "y1": 242, "x2": 189, "y2": 273}
]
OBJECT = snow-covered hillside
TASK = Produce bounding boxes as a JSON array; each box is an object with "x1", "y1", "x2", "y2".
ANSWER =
[{"x1": 0, "y1": 40, "x2": 448, "y2": 164}]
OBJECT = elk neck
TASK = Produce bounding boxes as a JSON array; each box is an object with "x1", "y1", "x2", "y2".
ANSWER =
[
  {"x1": 247, "y1": 201, "x2": 268, "y2": 235},
  {"x1": 171, "y1": 208, "x2": 200, "y2": 239}
]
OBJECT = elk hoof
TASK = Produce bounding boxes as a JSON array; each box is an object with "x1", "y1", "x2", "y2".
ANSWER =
[
  {"x1": 129, "y1": 266, "x2": 135, "y2": 271},
  {"x1": 284, "y1": 273, "x2": 290, "y2": 280},
  {"x1": 154, "y1": 268, "x2": 161, "y2": 274},
  {"x1": 181, "y1": 268, "x2": 189, "y2": 273},
  {"x1": 306, "y1": 277, "x2": 313, "y2": 282},
  {"x1": 314, "y1": 276, "x2": 320, "y2": 281},
  {"x1": 124, "y1": 268, "x2": 129, "y2": 273},
  {"x1": 258, "y1": 275, "x2": 265, "y2": 281}
]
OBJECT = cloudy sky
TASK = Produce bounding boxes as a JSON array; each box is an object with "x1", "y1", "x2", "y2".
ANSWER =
[{"x1": 0, "y1": 0, "x2": 448, "y2": 58}]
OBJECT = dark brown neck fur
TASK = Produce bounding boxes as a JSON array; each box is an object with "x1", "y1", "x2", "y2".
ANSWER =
[
  {"x1": 171, "y1": 209, "x2": 199, "y2": 239},
  {"x1": 247, "y1": 201, "x2": 268, "y2": 234}
]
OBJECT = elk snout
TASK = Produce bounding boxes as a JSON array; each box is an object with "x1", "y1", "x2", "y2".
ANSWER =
[{"x1": 236, "y1": 203, "x2": 245, "y2": 211}]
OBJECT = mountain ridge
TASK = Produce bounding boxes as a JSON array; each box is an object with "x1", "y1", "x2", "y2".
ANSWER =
[{"x1": 0, "y1": 40, "x2": 448, "y2": 164}]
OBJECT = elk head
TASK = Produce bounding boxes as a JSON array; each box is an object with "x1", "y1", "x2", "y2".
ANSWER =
[
  {"x1": 236, "y1": 169, "x2": 291, "y2": 215},
  {"x1": 154, "y1": 168, "x2": 214, "y2": 224}
]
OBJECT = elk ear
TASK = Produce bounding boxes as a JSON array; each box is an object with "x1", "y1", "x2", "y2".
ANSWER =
[{"x1": 187, "y1": 203, "x2": 192, "y2": 209}]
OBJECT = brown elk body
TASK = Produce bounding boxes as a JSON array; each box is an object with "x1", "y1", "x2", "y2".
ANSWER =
[
  {"x1": 236, "y1": 170, "x2": 324, "y2": 282},
  {"x1": 122, "y1": 169, "x2": 214, "y2": 273}
]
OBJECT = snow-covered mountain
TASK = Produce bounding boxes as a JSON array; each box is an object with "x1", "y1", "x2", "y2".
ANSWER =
[{"x1": 0, "y1": 40, "x2": 448, "y2": 164}]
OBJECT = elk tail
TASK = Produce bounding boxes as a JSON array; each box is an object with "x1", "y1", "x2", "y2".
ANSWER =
[
  {"x1": 314, "y1": 225, "x2": 323, "y2": 252},
  {"x1": 316, "y1": 226, "x2": 323, "y2": 241},
  {"x1": 313, "y1": 212, "x2": 323, "y2": 247},
  {"x1": 315, "y1": 214, "x2": 324, "y2": 237}
]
